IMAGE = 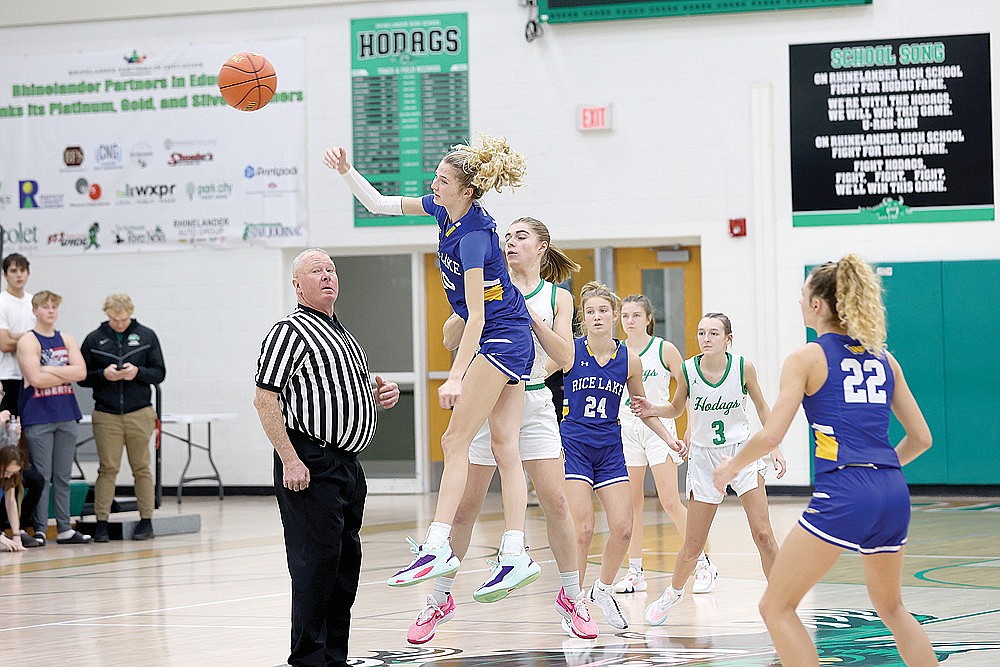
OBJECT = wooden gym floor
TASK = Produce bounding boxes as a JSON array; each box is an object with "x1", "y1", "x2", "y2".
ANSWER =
[{"x1": 1, "y1": 492, "x2": 998, "y2": 666}]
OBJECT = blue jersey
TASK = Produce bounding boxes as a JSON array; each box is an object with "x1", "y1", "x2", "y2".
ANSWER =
[
  {"x1": 422, "y1": 194, "x2": 530, "y2": 337},
  {"x1": 802, "y1": 333, "x2": 900, "y2": 474},
  {"x1": 561, "y1": 337, "x2": 628, "y2": 446}
]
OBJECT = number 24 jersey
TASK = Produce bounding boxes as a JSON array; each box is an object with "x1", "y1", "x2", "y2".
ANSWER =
[{"x1": 561, "y1": 337, "x2": 628, "y2": 447}]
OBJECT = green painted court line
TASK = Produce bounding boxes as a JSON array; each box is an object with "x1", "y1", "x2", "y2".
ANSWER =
[{"x1": 914, "y1": 558, "x2": 1000, "y2": 589}]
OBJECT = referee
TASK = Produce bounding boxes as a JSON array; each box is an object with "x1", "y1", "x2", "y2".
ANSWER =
[{"x1": 253, "y1": 248, "x2": 400, "y2": 667}]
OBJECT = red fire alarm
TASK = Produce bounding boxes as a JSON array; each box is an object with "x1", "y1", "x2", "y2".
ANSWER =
[{"x1": 729, "y1": 218, "x2": 747, "y2": 237}]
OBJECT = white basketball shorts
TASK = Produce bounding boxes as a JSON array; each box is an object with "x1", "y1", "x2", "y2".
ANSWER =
[
  {"x1": 469, "y1": 383, "x2": 561, "y2": 466},
  {"x1": 686, "y1": 441, "x2": 767, "y2": 504}
]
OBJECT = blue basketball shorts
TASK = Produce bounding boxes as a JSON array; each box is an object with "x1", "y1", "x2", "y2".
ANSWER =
[
  {"x1": 478, "y1": 323, "x2": 534, "y2": 384},
  {"x1": 798, "y1": 465, "x2": 911, "y2": 554},
  {"x1": 563, "y1": 435, "x2": 629, "y2": 489}
]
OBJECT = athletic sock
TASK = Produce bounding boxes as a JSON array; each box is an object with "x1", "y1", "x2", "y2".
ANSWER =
[
  {"x1": 499, "y1": 529, "x2": 525, "y2": 556},
  {"x1": 629, "y1": 557, "x2": 643, "y2": 571},
  {"x1": 431, "y1": 577, "x2": 454, "y2": 605},
  {"x1": 560, "y1": 571, "x2": 581, "y2": 598},
  {"x1": 424, "y1": 522, "x2": 451, "y2": 548},
  {"x1": 57, "y1": 529, "x2": 75, "y2": 540},
  {"x1": 594, "y1": 578, "x2": 612, "y2": 592}
]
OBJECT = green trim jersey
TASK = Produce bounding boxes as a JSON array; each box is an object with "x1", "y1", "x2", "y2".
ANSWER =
[
  {"x1": 522, "y1": 280, "x2": 558, "y2": 382},
  {"x1": 619, "y1": 337, "x2": 672, "y2": 422},
  {"x1": 683, "y1": 352, "x2": 751, "y2": 448}
]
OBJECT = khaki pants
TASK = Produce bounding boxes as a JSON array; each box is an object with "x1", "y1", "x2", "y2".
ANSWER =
[{"x1": 93, "y1": 407, "x2": 156, "y2": 521}]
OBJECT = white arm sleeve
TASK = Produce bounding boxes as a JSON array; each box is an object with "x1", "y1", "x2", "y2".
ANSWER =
[{"x1": 340, "y1": 167, "x2": 404, "y2": 216}]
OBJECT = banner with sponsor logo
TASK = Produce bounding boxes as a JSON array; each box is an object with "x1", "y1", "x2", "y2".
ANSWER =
[{"x1": 0, "y1": 39, "x2": 305, "y2": 254}]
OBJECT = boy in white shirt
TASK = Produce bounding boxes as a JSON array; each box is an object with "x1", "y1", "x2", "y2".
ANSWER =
[{"x1": 0, "y1": 253, "x2": 35, "y2": 415}]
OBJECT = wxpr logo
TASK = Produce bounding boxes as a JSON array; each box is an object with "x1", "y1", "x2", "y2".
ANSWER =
[{"x1": 117, "y1": 183, "x2": 176, "y2": 200}]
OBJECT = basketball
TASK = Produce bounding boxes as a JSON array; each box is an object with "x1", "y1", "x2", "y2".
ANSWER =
[{"x1": 218, "y1": 52, "x2": 277, "y2": 112}]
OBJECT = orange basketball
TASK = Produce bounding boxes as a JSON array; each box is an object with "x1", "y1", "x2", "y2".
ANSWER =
[{"x1": 218, "y1": 52, "x2": 277, "y2": 112}]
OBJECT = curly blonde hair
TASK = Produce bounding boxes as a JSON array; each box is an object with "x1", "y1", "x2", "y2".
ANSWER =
[
  {"x1": 442, "y1": 133, "x2": 527, "y2": 200},
  {"x1": 808, "y1": 254, "x2": 887, "y2": 353}
]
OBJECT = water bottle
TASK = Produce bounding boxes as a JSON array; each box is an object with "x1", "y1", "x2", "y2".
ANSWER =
[{"x1": 7, "y1": 416, "x2": 20, "y2": 444}]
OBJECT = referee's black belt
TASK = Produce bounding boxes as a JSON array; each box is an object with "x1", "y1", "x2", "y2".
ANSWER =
[{"x1": 287, "y1": 428, "x2": 358, "y2": 458}]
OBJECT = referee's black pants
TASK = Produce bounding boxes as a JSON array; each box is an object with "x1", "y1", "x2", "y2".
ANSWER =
[{"x1": 275, "y1": 430, "x2": 367, "y2": 667}]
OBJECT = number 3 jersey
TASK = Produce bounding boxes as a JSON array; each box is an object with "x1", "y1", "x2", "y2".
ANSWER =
[
  {"x1": 683, "y1": 352, "x2": 751, "y2": 448},
  {"x1": 561, "y1": 337, "x2": 628, "y2": 446},
  {"x1": 802, "y1": 332, "x2": 900, "y2": 474}
]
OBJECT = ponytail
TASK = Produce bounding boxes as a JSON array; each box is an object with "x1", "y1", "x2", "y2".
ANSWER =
[
  {"x1": 836, "y1": 255, "x2": 887, "y2": 353},
  {"x1": 442, "y1": 133, "x2": 526, "y2": 200},
  {"x1": 808, "y1": 254, "x2": 886, "y2": 353}
]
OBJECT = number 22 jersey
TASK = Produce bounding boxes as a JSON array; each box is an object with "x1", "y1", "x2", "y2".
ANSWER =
[{"x1": 802, "y1": 332, "x2": 900, "y2": 474}]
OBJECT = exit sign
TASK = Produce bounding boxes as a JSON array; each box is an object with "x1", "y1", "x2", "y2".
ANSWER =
[{"x1": 577, "y1": 104, "x2": 613, "y2": 131}]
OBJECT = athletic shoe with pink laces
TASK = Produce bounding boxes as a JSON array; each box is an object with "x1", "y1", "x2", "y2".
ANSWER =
[
  {"x1": 406, "y1": 594, "x2": 456, "y2": 645},
  {"x1": 555, "y1": 587, "x2": 599, "y2": 639}
]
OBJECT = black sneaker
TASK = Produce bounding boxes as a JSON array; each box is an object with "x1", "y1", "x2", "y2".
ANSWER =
[
  {"x1": 19, "y1": 531, "x2": 41, "y2": 548},
  {"x1": 133, "y1": 518, "x2": 154, "y2": 541},
  {"x1": 93, "y1": 520, "x2": 110, "y2": 543}
]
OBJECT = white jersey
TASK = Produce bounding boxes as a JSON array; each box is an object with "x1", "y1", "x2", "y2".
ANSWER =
[
  {"x1": 522, "y1": 279, "x2": 557, "y2": 383},
  {"x1": 684, "y1": 352, "x2": 751, "y2": 448},
  {"x1": 469, "y1": 278, "x2": 562, "y2": 465},
  {"x1": 620, "y1": 336, "x2": 674, "y2": 422},
  {"x1": 0, "y1": 290, "x2": 34, "y2": 379}
]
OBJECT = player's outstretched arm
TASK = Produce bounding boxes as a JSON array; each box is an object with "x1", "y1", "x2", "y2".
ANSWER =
[
  {"x1": 631, "y1": 373, "x2": 687, "y2": 420},
  {"x1": 627, "y1": 348, "x2": 686, "y2": 456},
  {"x1": 712, "y1": 346, "x2": 814, "y2": 492},
  {"x1": 323, "y1": 146, "x2": 425, "y2": 216}
]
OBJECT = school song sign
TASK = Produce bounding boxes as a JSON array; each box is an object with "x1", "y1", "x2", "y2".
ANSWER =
[
  {"x1": 0, "y1": 39, "x2": 305, "y2": 254},
  {"x1": 790, "y1": 33, "x2": 993, "y2": 226}
]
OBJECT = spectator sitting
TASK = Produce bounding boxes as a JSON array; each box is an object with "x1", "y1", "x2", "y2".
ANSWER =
[
  {"x1": 1, "y1": 445, "x2": 35, "y2": 551},
  {"x1": 0, "y1": 406, "x2": 44, "y2": 547}
]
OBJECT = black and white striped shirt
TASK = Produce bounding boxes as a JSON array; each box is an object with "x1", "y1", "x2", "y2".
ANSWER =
[{"x1": 256, "y1": 304, "x2": 378, "y2": 453}]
